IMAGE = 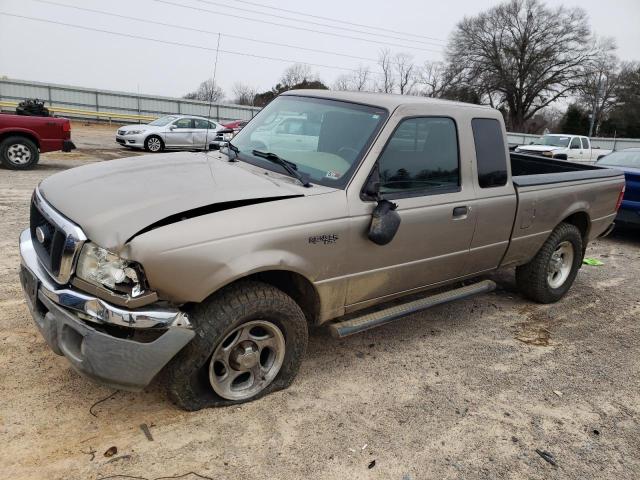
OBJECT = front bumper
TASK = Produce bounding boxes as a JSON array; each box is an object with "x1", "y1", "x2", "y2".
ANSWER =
[
  {"x1": 115, "y1": 133, "x2": 145, "y2": 148},
  {"x1": 18, "y1": 229, "x2": 195, "y2": 391}
]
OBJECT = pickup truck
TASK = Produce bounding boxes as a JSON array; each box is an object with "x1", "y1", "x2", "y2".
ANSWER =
[
  {"x1": 19, "y1": 91, "x2": 625, "y2": 410},
  {"x1": 0, "y1": 113, "x2": 75, "y2": 169},
  {"x1": 515, "y1": 133, "x2": 611, "y2": 164}
]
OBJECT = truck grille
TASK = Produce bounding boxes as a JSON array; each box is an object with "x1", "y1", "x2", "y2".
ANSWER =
[{"x1": 30, "y1": 189, "x2": 87, "y2": 284}]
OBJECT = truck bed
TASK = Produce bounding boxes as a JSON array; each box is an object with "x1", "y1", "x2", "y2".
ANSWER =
[{"x1": 510, "y1": 153, "x2": 621, "y2": 186}]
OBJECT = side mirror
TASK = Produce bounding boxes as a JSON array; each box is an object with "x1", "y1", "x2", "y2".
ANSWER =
[
  {"x1": 368, "y1": 199, "x2": 401, "y2": 246},
  {"x1": 169, "y1": 125, "x2": 176, "y2": 130}
]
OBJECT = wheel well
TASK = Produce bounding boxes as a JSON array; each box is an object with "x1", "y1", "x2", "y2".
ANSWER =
[
  {"x1": 235, "y1": 270, "x2": 320, "y2": 325},
  {"x1": 562, "y1": 211, "x2": 590, "y2": 242},
  {"x1": 0, "y1": 131, "x2": 40, "y2": 149}
]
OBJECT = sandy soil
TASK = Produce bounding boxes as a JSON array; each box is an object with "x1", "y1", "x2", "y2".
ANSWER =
[{"x1": 0, "y1": 124, "x2": 639, "y2": 479}]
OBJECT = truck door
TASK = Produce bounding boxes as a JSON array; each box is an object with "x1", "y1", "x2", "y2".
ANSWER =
[
  {"x1": 165, "y1": 117, "x2": 195, "y2": 147},
  {"x1": 463, "y1": 118, "x2": 518, "y2": 275},
  {"x1": 344, "y1": 116, "x2": 477, "y2": 306},
  {"x1": 568, "y1": 136, "x2": 583, "y2": 161}
]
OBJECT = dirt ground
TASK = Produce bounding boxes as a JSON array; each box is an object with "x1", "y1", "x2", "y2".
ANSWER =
[{"x1": 1, "y1": 123, "x2": 639, "y2": 480}]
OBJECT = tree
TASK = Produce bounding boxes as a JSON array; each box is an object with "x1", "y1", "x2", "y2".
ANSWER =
[
  {"x1": 280, "y1": 63, "x2": 314, "y2": 89},
  {"x1": 579, "y1": 38, "x2": 620, "y2": 136},
  {"x1": 447, "y1": 0, "x2": 599, "y2": 131},
  {"x1": 232, "y1": 82, "x2": 258, "y2": 106},
  {"x1": 183, "y1": 78, "x2": 224, "y2": 102},
  {"x1": 376, "y1": 49, "x2": 395, "y2": 93},
  {"x1": 559, "y1": 104, "x2": 590, "y2": 135},
  {"x1": 600, "y1": 62, "x2": 640, "y2": 138},
  {"x1": 394, "y1": 53, "x2": 416, "y2": 95},
  {"x1": 332, "y1": 65, "x2": 371, "y2": 92}
]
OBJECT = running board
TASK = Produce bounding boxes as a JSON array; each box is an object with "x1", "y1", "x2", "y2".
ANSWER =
[{"x1": 328, "y1": 280, "x2": 496, "y2": 338}]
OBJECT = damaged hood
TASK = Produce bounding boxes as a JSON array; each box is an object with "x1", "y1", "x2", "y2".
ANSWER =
[{"x1": 39, "y1": 152, "x2": 317, "y2": 250}]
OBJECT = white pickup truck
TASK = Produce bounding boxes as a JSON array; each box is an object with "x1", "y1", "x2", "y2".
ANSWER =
[{"x1": 515, "y1": 134, "x2": 611, "y2": 164}]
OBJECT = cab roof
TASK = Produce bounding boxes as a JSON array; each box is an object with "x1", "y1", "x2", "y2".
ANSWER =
[{"x1": 281, "y1": 89, "x2": 495, "y2": 112}]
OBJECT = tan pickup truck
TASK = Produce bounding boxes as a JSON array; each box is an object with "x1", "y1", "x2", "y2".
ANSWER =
[{"x1": 19, "y1": 90, "x2": 625, "y2": 410}]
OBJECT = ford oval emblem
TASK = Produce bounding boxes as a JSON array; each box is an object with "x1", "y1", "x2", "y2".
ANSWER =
[{"x1": 35, "y1": 226, "x2": 47, "y2": 244}]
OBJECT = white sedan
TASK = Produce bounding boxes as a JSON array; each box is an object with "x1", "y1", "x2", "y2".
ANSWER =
[{"x1": 116, "y1": 115, "x2": 227, "y2": 152}]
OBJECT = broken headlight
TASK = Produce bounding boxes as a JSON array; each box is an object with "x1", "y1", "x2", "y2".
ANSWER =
[{"x1": 76, "y1": 242, "x2": 146, "y2": 297}]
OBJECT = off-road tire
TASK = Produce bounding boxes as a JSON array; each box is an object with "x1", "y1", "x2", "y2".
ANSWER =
[
  {"x1": 144, "y1": 135, "x2": 164, "y2": 153},
  {"x1": 0, "y1": 136, "x2": 40, "y2": 170},
  {"x1": 164, "y1": 280, "x2": 308, "y2": 411},
  {"x1": 516, "y1": 222, "x2": 583, "y2": 304}
]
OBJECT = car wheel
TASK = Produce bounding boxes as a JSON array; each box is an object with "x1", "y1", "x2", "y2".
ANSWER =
[
  {"x1": 164, "y1": 280, "x2": 308, "y2": 411},
  {"x1": 0, "y1": 136, "x2": 40, "y2": 170},
  {"x1": 516, "y1": 222, "x2": 583, "y2": 303},
  {"x1": 144, "y1": 135, "x2": 164, "y2": 153}
]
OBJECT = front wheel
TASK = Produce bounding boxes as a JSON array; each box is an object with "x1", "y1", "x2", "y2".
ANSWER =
[
  {"x1": 516, "y1": 222, "x2": 583, "y2": 303},
  {"x1": 164, "y1": 281, "x2": 308, "y2": 410},
  {"x1": 144, "y1": 135, "x2": 164, "y2": 153}
]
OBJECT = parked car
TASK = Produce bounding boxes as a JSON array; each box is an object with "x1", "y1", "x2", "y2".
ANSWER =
[
  {"x1": 0, "y1": 113, "x2": 75, "y2": 169},
  {"x1": 596, "y1": 148, "x2": 640, "y2": 227},
  {"x1": 223, "y1": 119, "x2": 248, "y2": 133},
  {"x1": 515, "y1": 134, "x2": 611, "y2": 163},
  {"x1": 116, "y1": 115, "x2": 225, "y2": 152},
  {"x1": 20, "y1": 90, "x2": 625, "y2": 410}
]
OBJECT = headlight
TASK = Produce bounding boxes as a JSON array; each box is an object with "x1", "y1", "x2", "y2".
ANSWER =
[
  {"x1": 542, "y1": 151, "x2": 553, "y2": 157},
  {"x1": 514, "y1": 147, "x2": 521, "y2": 153},
  {"x1": 76, "y1": 242, "x2": 146, "y2": 297},
  {"x1": 126, "y1": 130, "x2": 143, "y2": 135}
]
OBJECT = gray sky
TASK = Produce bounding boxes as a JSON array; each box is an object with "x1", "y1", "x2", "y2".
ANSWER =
[{"x1": 1, "y1": 0, "x2": 638, "y2": 99}]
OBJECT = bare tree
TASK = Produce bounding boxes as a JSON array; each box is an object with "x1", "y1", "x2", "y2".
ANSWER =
[
  {"x1": 416, "y1": 61, "x2": 451, "y2": 97},
  {"x1": 183, "y1": 78, "x2": 224, "y2": 103},
  {"x1": 447, "y1": 0, "x2": 598, "y2": 131},
  {"x1": 376, "y1": 49, "x2": 395, "y2": 93},
  {"x1": 580, "y1": 38, "x2": 620, "y2": 136},
  {"x1": 281, "y1": 63, "x2": 314, "y2": 89},
  {"x1": 232, "y1": 82, "x2": 257, "y2": 106},
  {"x1": 332, "y1": 65, "x2": 371, "y2": 92},
  {"x1": 394, "y1": 53, "x2": 416, "y2": 95}
]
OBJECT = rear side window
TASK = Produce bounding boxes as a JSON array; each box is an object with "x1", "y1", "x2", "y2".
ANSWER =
[
  {"x1": 581, "y1": 137, "x2": 589, "y2": 149},
  {"x1": 471, "y1": 118, "x2": 508, "y2": 188}
]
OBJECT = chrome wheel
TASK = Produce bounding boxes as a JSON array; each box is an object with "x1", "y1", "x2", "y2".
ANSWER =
[
  {"x1": 147, "y1": 137, "x2": 162, "y2": 152},
  {"x1": 6, "y1": 143, "x2": 32, "y2": 165},
  {"x1": 547, "y1": 241, "x2": 574, "y2": 289},
  {"x1": 209, "y1": 320, "x2": 285, "y2": 401}
]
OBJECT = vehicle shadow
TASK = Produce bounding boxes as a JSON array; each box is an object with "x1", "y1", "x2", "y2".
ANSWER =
[{"x1": 605, "y1": 225, "x2": 640, "y2": 246}]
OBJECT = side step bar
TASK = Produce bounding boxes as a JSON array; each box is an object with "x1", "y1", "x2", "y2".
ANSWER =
[{"x1": 328, "y1": 280, "x2": 496, "y2": 338}]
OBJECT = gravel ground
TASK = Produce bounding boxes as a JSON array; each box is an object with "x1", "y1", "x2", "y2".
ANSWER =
[{"x1": 0, "y1": 124, "x2": 639, "y2": 479}]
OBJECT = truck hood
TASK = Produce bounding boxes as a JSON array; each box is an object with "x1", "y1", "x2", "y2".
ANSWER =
[
  {"x1": 517, "y1": 145, "x2": 560, "y2": 152},
  {"x1": 39, "y1": 152, "x2": 321, "y2": 250}
]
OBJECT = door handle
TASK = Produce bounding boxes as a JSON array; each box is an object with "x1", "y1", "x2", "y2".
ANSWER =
[{"x1": 452, "y1": 206, "x2": 469, "y2": 218}]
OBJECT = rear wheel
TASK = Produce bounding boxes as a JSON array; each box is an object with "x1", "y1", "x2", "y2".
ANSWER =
[
  {"x1": 516, "y1": 223, "x2": 583, "y2": 303},
  {"x1": 0, "y1": 136, "x2": 39, "y2": 170},
  {"x1": 144, "y1": 135, "x2": 164, "y2": 153},
  {"x1": 164, "y1": 280, "x2": 308, "y2": 410}
]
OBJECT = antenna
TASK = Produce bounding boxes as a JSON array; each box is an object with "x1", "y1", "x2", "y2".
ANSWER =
[{"x1": 205, "y1": 33, "x2": 221, "y2": 153}]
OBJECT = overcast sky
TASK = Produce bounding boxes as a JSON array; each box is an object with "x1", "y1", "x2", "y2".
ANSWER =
[{"x1": 1, "y1": 0, "x2": 638, "y2": 100}]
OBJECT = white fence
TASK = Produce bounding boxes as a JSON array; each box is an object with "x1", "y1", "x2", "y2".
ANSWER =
[
  {"x1": 506, "y1": 132, "x2": 640, "y2": 151},
  {"x1": 0, "y1": 78, "x2": 259, "y2": 123}
]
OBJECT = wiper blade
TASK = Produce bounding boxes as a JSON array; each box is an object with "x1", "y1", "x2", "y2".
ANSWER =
[{"x1": 252, "y1": 150, "x2": 311, "y2": 187}]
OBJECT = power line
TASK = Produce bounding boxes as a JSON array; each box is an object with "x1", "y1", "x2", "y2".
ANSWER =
[
  {"x1": 33, "y1": 0, "x2": 428, "y2": 67},
  {"x1": 0, "y1": 12, "x2": 390, "y2": 76},
  {"x1": 225, "y1": 0, "x2": 447, "y2": 43},
  {"x1": 192, "y1": 0, "x2": 445, "y2": 47},
  {"x1": 153, "y1": 0, "x2": 443, "y2": 54}
]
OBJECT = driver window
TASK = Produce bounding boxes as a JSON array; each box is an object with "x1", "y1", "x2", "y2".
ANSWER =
[
  {"x1": 378, "y1": 117, "x2": 459, "y2": 196},
  {"x1": 174, "y1": 118, "x2": 193, "y2": 129},
  {"x1": 581, "y1": 137, "x2": 589, "y2": 149},
  {"x1": 570, "y1": 137, "x2": 581, "y2": 149}
]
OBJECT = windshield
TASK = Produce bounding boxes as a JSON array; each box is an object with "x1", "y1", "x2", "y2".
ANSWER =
[
  {"x1": 148, "y1": 115, "x2": 178, "y2": 126},
  {"x1": 533, "y1": 135, "x2": 571, "y2": 147},
  {"x1": 230, "y1": 96, "x2": 388, "y2": 188},
  {"x1": 597, "y1": 150, "x2": 640, "y2": 169}
]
